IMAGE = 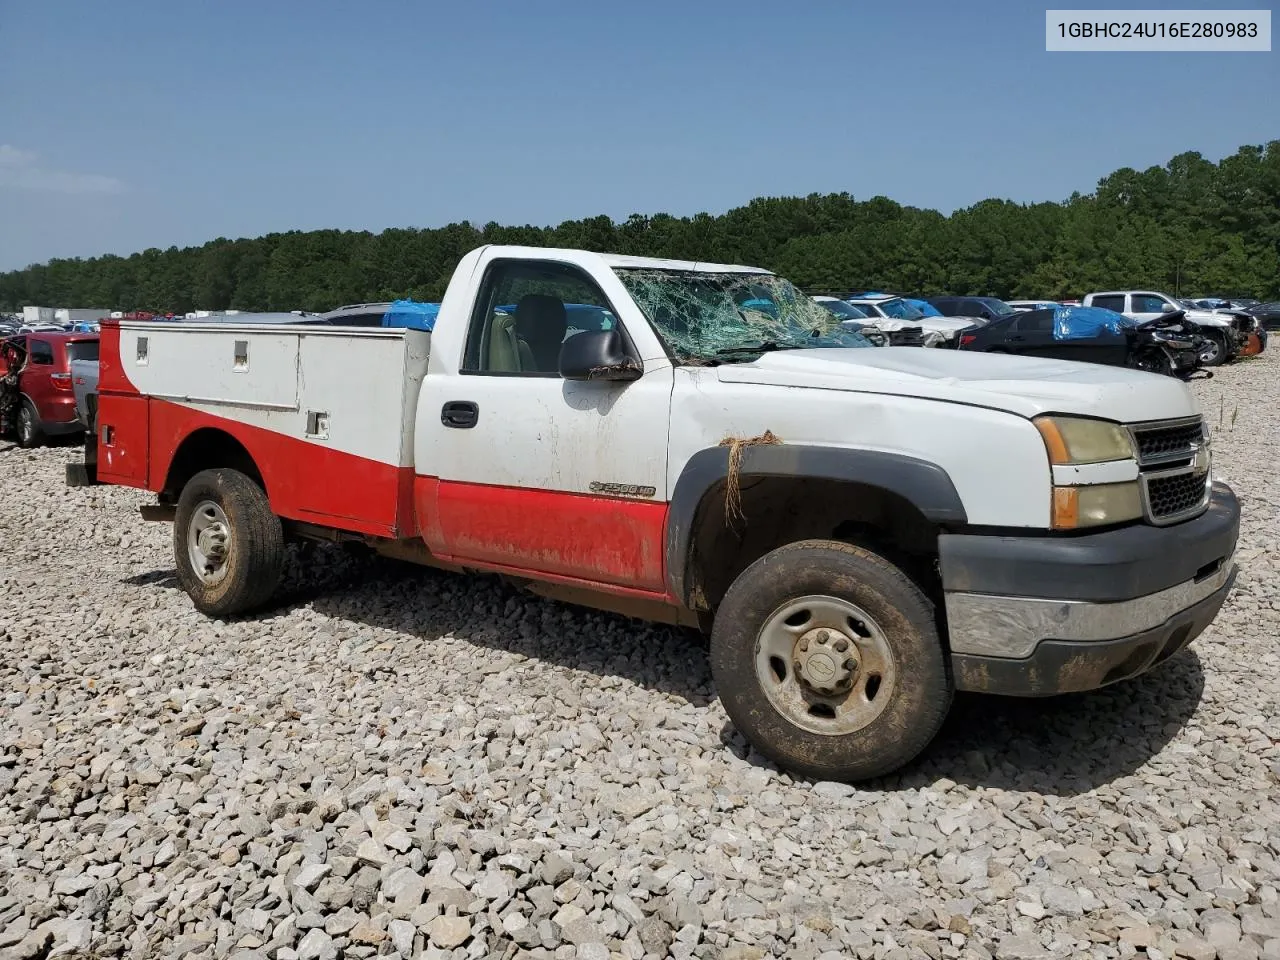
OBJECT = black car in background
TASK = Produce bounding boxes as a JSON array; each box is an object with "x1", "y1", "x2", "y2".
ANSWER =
[
  {"x1": 958, "y1": 308, "x2": 1129, "y2": 365},
  {"x1": 928, "y1": 296, "x2": 1018, "y2": 324},
  {"x1": 1246, "y1": 301, "x2": 1280, "y2": 331},
  {"x1": 959, "y1": 306, "x2": 1204, "y2": 377}
]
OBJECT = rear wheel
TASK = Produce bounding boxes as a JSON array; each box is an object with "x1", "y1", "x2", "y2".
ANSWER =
[
  {"x1": 710, "y1": 540, "x2": 952, "y2": 782},
  {"x1": 16, "y1": 401, "x2": 42, "y2": 448},
  {"x1": 174, "y1": 468, "x2": 284, "y2": 616}
]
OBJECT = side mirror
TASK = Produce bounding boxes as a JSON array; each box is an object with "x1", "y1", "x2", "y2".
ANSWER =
[
  {"x1": 559, "y1": 329, "x2": 642, "y2": 382},
  {"x1": 1160, "y1": 302, "x2": 1176, "y2": 313}
]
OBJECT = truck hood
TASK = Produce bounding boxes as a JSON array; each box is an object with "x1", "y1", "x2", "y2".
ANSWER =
[
  {"x1": 714, "y1": 347, "x2": 1199, "y2": 422},
  {"x1": 1180, "y1": 309, "x2": 1236, "y2": 327}
]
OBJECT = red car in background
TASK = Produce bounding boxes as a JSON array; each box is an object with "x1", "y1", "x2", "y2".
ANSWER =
[{"x1": 0, "y1": 332, "x2": 100, "y2": 447}]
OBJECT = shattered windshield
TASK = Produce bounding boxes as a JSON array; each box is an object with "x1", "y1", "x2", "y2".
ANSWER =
[
  {"x1": 614, "y1": 269, "x2": 871, "y2": 361},
  {"x1": 876, "y1": 298, "x2": 925, "y2": 320}
]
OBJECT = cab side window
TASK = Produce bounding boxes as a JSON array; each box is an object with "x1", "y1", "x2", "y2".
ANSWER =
[
  {"x1": 1130, "y1": 294, "x2": 1167, "y2": 314},
  {"x1": 1091, "y1": 295, "x2": 1126, "y2": 312},
  {"x1": 462, "y1": 261, "x2": 619, "y2": 375}
]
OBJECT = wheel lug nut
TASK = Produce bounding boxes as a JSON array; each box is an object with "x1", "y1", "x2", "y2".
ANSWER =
[
  {"x1": 818, "y1": 631, "x2": 830, "y2": 645},
  {"x1": 844, "y1": 658, "x2": 856, "y2": 670},
  {"x1": 835, "y1": 639, "x2": 849, "y2": 653}
]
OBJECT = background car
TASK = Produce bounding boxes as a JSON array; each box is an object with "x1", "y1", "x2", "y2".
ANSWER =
[
  {"x1": 319, "y1": 302, "x2": 395, "y2": 326},
  {"x1": 843, "y1": 294, "x2": 971, "y2": 347},
  {"x1": 957, "y1": 305, "x2": 1132, "y2": 367},
  {"x1": 1245, "y1": 301, "x2": 1280, "y2": 331},
  {"x1": 811, "y1": 297, "x2": 889, "y2": 346},
  {"x1": 1006, "y1": 300, "x2": 1060, "y2": 312},
  {"x1": 2, "y1": 332, "x2": 99, "y2": 447},
  {"x1": 928, "y1": 296, "x2": 1020, "y2": 325}
]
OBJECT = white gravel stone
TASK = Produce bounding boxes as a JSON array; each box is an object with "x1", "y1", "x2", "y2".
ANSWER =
[{"x1": 2, "y1": 354, "x2": 1279, "y2": 959}]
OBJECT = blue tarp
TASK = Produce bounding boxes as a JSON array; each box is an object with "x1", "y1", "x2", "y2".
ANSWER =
[
  {"x1": 1053, "y1": 305, "x2": 1137, "y2": 340},
  {"x1": 381, "y1": 300, "x2": 439, "y2": 331}
]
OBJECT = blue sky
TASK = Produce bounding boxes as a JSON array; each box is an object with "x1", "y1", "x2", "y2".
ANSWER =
[{"x1": 0, "y1": 0, "x2": 1275, "y2": 271}]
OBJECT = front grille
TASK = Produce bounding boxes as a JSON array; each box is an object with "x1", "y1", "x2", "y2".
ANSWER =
[
  {"x1": 1145, "y1": 470, "x2": 1209, "y2": 521},
  {"x1": 1131, "y1": 418, "x2": 1203, "y2": 466},
  {"x1": 1128, "y1": 416, "x2": 1210, "y2": 525}
]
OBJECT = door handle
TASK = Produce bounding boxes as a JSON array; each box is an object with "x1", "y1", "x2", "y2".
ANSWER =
[
  {"x1": 1008, "y1": 335, "x2": 1025, "y2": 342},
  {"x1": 441, "y1": 401, "x2": 479, "y2": 429}
]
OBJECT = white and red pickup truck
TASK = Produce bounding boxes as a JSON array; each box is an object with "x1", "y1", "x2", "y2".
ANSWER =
[{"x1": 68, "y1": 245, "x2": 1240, "y2": 781}]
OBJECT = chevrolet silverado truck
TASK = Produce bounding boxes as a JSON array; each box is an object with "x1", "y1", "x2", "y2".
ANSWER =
[{"x1": 67, "y1": 246, "x2": 1240, "y2": 781}]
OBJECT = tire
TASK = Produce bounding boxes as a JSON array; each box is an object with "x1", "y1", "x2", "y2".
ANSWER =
[
  {"x1": 174, "y1": 468, "x2": 284, "y2": 617},
  {"x1": 710, "y1": 539, "x2": 952, "y2": 782},
  {"x1": 16, "y1": 400, "x2": 42, "y2": 448},
  {"x1": 1198, "y1": 332, "x2": 1226, "y2": 367}
]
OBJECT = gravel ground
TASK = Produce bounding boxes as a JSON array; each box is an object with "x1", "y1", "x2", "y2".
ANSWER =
[{"x1": 2, "y1": 353, "x2": 1279, "y2": 960}]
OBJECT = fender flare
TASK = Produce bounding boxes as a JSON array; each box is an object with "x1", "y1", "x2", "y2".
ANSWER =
[{"x1": 665, "y1": 444, "x2": 968, "y2": 605}]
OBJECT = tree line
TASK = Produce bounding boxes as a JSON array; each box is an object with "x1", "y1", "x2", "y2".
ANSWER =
[{"x1": 2, "y1": 142, "x2": 1278, "y2": 314}]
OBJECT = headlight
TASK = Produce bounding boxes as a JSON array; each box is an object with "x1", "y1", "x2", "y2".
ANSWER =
[
  {"x1": 1034, "y1": 415, "x2": 1135, "y2": 465},
  {"x1": 1052, "y1": 482, "x2": 1144, "y2": 530}
]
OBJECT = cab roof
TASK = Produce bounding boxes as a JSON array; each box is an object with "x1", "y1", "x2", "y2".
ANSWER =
[{"x1": 480, "y1": 245, "x2": 774, "y2": 276}]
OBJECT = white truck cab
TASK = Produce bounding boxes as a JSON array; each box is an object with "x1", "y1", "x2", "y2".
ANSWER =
[{"x1": 72, "y1": 246, "x2": 1240, "y2": 782}]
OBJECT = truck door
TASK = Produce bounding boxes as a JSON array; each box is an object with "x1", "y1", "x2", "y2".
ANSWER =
[
  {"x1": 417, "y1": 258, "x2": 673, "y2": 592},
  {"x1": 1129, "y1": 293, "x2": 1171, "y2": 324}
]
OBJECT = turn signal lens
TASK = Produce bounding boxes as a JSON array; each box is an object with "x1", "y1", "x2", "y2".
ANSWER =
[
  {"x1": 1051, "y1": 481, "x2": 1144, "y2": 530},
  {"x1": 1035, "y1": 416, "x2": 1135, "y2": 465}
]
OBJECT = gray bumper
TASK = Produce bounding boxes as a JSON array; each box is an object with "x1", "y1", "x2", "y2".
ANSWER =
[{"x1": 940, "y1": 483, "x2": 1240, "y2": 696}]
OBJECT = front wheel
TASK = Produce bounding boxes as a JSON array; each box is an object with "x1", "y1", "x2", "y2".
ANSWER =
[
  {"x1": 710, "y1": 540, "x2": 952, "y2": 782},
  {"x1": 1198, "y1": 332, "x2": 1227, "y2": 367},
  {"x1": 174, "y1": 468, "x2": 284, "y2": 617}
]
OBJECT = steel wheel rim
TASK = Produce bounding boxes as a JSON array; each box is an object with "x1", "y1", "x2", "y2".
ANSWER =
[
  {"x1": 1200, "y1": 339, "x2": 1220, "y2": 363},
  {"x1": 187, "y1": 500, "x2": 232, "y2": 585},
  {"x1": 754, "y1": 595, "x2": 898, "y2": 736}
]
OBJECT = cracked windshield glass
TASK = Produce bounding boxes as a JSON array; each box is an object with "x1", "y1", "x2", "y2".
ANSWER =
[{"x1": 614, "y1": 269, "x2": 872, "y2": 362}]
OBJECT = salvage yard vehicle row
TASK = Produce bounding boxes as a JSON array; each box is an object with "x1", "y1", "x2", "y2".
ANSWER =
[{"x1": 70, "y1": 245, "x2": 1240, "y2": 781}]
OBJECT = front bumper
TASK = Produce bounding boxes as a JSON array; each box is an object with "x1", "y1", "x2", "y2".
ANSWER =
[{"x1": 940, "y1": 483, "x2": 1239, "y2": 696}]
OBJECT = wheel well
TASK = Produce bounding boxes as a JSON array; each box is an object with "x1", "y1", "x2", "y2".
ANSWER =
[
  {"x1": 685, "y1": 477, "x2": 943, "y2": 614},
  {"x1": 162, "y1": 428, "x2": 265, "y2": 502}
]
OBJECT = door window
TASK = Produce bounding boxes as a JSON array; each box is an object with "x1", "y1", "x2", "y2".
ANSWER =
[
  {"x1": 29, "y1": 340, "x2": 54, "y2": 365},
  {"x1": 1130, "y1": 294, "x2": 1168, "y2": 314},
  {"x1": 462, "y1": 261, "x2": 619, "y2": 375},
  {"x1": 1091, "y1": 295, "x2": 1126, "y2": 312},
  {"x1": 66, "y1": 340, "x2": 99, "y2": 362},
  {"x1": 1013, "y1": 310, "x2": 1055, "y2": 333}
]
